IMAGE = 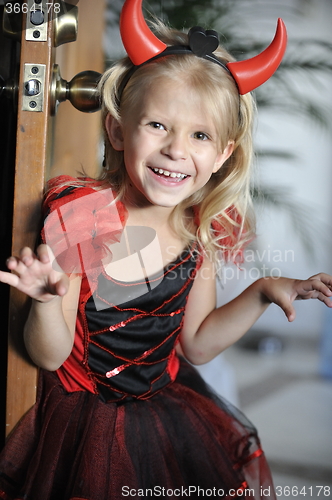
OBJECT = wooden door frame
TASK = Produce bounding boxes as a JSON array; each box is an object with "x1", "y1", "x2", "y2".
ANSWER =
[
  {"x1": 6, "y1": 0, "x2": 55, "y2": 437},
  {"x1": 0, "y1": 5, "x2": 20, "y2": 448},
  {"x1": 5, "y1": 0, "x2": 105, "y2": 437}
]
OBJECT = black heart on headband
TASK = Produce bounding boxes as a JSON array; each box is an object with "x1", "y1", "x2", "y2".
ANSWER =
[{"x1": 188, "y1": 27, "x2": 219, "y2": 57}]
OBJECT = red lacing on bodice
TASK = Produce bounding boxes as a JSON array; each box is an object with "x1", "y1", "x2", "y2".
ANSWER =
[{"x1": 57, "y1": 245, "x2": 202, "y2": 403}]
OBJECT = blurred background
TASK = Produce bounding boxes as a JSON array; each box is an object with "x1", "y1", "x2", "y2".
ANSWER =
[
  {"x1": 103, "y1": 0, "x2": 332, "y2": 496},
  {"x1": 2, "y1": 0, "x2": 329, "y2": 493}
]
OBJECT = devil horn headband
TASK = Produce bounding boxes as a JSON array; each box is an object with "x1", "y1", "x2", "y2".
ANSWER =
[{"x1": 119, "y1": 0, "x2": 287, "y2": 95}]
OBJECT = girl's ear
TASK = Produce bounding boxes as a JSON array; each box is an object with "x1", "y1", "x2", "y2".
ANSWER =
[
  {"x1": 105, "y1": 113, "x2": 124, "y2": 151},
  {"x1": 212, "y1": 140, "x2": 235, "y2": 173}
]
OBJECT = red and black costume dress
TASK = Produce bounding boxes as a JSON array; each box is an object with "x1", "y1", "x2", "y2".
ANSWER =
[{"x1": 0, "y1": 177, "x2": 276, "y2": 500}]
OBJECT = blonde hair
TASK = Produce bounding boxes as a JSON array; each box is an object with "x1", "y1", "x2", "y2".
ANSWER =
[{"x1": 98, "y1": 21, "x2": 256, "y2": 263}]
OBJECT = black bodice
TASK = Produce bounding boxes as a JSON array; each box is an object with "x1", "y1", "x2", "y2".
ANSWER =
[{"x1": 84, "y1": 247, "x2": 200, "y2": 403}]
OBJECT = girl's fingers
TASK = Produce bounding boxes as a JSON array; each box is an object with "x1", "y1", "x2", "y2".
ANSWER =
[
  {"x1": 0, "y1": 270, "x2": 19, "y2": 287},
  {"x1": 6, "y1": 255, "x2": 20, "y2": 270},
  {"x1": 283, "y1": 303, "x2": 296, "y2": 322},
  {"x1": 38, "y1": 244, "x2": 64, "y2": 273},
  {"x1": 40, "y1": 273, "x2": 68, "y2": 299},
  {"x1": 6, "y1": 246, "x2": 54, "y2": 276},
  {"x1": 296, "y1": 277, "x2": 332, "y2": 300},
  {"x1": 6, "y1": 256, "x2": 31, "y2": 276},
  {"x1": 273, "y1": 292, "x2": 296, "y2": 322},
  {"x1": 316, "y1": 292, "x2": 332, "y2": 307},
  {"x1": 54, "y1": 276, "x2": 69, "y2": 297},
  {"x1": 36, "y1": 244, "x2": 53, "y2": 264},
  {"x1": 5, "y1": 248, "x2": 36, "y2": 274},
  {"x1": 1, "y1": 245, "x2": 67, "y2": 300},
  {"x1": 309, "y1": 279, "x2": 332, "y2": 296},
  {"x1": 311, "y1": 272, "x2": 332, "y2": 282},
  {"x1": 20, "y1": 247, "x2": 35, "y2": 266},
  {"x1": 36, "y1": 245, "x2": 64, "y2": 273},
  {"x1": 310, "y1": 273, "x2": 332, "y2": 290}
]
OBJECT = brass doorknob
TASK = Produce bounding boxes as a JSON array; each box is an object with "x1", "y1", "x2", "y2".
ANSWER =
[
  {"x1": 0, "y1": 74, "x2": 18, "y2": 107},
  {"x1": 50, "y1": 64, "x2": 101, "y2": 115}
]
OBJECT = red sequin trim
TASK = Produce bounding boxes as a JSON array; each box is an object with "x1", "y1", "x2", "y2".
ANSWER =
[
  {"x1": 106, "y1": 308, "x2": 183, "y2": 335},
  {"x1": 109, "y1": 321, "x2": 126, "y2": 331},
  {"x1": 104, "y1": 326, "x2": 181, "y2": 378}
]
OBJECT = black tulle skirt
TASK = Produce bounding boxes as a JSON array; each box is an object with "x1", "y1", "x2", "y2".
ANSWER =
[{"x1": 0, "y1": 358, "x2": 275, "y2": 500}]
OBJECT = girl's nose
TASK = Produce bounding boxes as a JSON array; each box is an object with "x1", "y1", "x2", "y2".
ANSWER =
[{"x1": 161, "y1": 134, "x2": 187, "y2": 161}]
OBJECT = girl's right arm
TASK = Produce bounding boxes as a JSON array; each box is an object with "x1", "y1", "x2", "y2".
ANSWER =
[
  {"x1": 180, "y1": 255, "x2": 332, "y2": 365},
  {"x1": 0, "y1": 245, "x2": 81, "y2": 371}
]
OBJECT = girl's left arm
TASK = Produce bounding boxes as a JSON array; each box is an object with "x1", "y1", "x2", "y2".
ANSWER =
[{"x1": 180, "y1": 257, "x2": 332, "y2": 365}]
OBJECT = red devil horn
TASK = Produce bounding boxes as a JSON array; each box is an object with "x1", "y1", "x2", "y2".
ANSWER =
[
  {"x1": 120, "y1": 0, "x2": 167, "y2": 66},
  {"x1": 227, "y1": 19, "x2": 287, "y2": 95}
]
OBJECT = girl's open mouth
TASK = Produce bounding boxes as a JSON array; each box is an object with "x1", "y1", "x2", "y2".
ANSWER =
[{"x1": 149, "y1": 167, "x2": 189, "y2": 182}]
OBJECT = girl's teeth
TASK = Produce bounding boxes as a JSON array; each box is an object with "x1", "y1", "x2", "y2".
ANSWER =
[{"x1": 152, "y1": 167, "x2": 186, "y2": 179}]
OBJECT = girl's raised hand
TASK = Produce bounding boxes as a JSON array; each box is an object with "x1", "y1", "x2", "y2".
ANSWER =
[
  {"x1": 261, "y1": 273, "x2": 332, "y2": 322},
  {"x1": 0, "y1": 245, "x2": 69, "y2": 303}
]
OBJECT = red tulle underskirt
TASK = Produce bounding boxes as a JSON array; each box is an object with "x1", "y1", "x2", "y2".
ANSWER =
[{"x1": 0, "y1": 359, "x2": 275, "y2": 500}]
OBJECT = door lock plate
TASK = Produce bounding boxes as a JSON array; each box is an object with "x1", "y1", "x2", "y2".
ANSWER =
[
  {"x1": 25, "y1": 0, "x2": 49, "y2": 42},
  {"x1": 22, "y1": 64, "x2": 46, "y2": 112}
]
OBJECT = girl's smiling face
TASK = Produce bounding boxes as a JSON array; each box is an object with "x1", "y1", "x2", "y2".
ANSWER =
[{"x1": 106, "y1": 78, "x2": 234, "y2": 210}]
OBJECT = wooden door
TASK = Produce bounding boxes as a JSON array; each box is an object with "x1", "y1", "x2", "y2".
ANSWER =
[{"x1": 1, "y1": 0, "x2": 105, "y2": 441}]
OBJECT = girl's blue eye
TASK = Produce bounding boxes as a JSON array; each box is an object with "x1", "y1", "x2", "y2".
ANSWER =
[{"x1": 193, "y1": 132, "x2": 209, "y2": 141}]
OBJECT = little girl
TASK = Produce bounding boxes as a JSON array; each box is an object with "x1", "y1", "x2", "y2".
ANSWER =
[{"x1": 0, "y1": 0, "x2": 331, "y2": 498}]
